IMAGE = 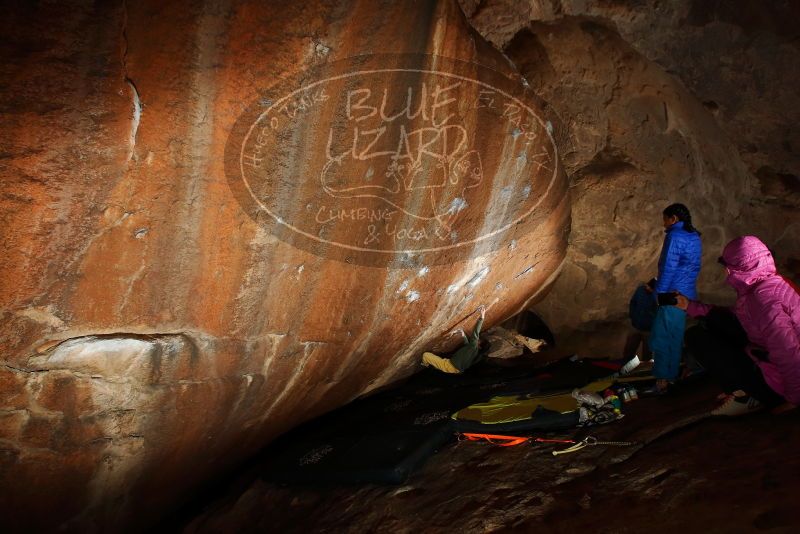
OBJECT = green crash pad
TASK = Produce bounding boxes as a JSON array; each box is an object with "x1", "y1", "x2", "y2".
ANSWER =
[{"x1": 452, "y1": 376, "x2": 655, "y2": 432}]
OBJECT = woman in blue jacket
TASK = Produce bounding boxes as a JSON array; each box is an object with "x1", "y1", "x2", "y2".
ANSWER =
[{"x1": 649, "y1": 203, "x2": 702, "y2": 392}]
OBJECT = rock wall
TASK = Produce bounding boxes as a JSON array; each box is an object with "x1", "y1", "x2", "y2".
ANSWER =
[
  {"x1": 4, "y1": 0, "x2": 798, "y2": 528},
  {"x1": 0, "y1": 0, "x2": 569, "y2": 530},
  {"x1": 460, "y1": 0, "x2": 800, "y2": 354}
]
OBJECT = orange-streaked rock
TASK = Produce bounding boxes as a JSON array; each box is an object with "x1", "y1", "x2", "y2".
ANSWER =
[{"x1": 0, "y1": 0, "x2": 569, "y2": 529}]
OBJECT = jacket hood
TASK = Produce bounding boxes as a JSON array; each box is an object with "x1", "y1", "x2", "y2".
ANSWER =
[{"x1": 722, "y1": 236, "x2": 776, "y2": 293}]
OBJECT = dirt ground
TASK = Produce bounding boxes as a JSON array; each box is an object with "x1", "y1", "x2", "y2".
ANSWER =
[{"x1": 178, "y1": 370, "x2": 800, "y2": 533}]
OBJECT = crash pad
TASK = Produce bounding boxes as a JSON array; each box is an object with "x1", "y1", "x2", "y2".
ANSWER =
[
  {"x1": 265, "y1": 426, "x2": 454, "y2": 485},
  {"x1": 259, "y1": 357, "x2": 652, "y2": 484},
  {"x1": 259, "y1": 360, "x2": 552, "y2": 485},
  {"x1": 452, "y1": 379, "x2": 612, "y2": 431},
  {"x1": 451, "y1": 375, "x2": 656, "y2": 432}
]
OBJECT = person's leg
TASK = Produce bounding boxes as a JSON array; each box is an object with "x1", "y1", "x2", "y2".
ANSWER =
[
  {"x1": 649, "y1": 306, "x2": 685, "y2": 381},
  {"x1": 649, "y1": 307, "x2": 669, "y2": 380},
  {"x1": 639, "y1": 332, "x2": 653, "y2": 362},
  {"x1": 641, "y1": 332, "x2": 652, "y2": 361},
  {"x1": 667, "y1": 308, "x2": 686, "y2": 379},
  {"x1": 422, "y1": 352, "x2": 460, "y2": 374},
  {"x1": 744, "y1": 367, "x2": 785, "y2": 407},
  {"x1": 710, "y1": 365, "x2": 783, "y2": 416},
  {"x1": 685, "y1": 323, "x2": 744, "y2": 393},
  {"x1": 685, "y1": 324, "x2": 784, "y2": 407},
  {"x1": 623, "y1": 330, "x2": 642, "y2": 362}
]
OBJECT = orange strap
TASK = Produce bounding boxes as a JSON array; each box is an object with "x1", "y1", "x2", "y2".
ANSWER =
[
  {"x1": 459, "y1": 433, "x2": 577, "y2": 447},
  {"x1": 460, "y1": 433, "x2": 531, "y2": 447}
]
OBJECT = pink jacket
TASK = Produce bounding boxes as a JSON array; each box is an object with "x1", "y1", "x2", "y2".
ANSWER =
[{"x1": 687, "y1": 236, "x2": 800, "y2": 404}]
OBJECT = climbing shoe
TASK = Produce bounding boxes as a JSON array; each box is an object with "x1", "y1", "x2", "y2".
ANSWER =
[
  {"x1": 711, "y1": 394, "x2": 763, "y2": 416},
  {"x1": 618, "y1": 355, "x2": 641, "y2": 376}
]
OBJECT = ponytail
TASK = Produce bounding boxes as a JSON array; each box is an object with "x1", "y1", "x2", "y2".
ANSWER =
[{"x1": 663, "y1": 203, "x2": 701, "y2": 235}]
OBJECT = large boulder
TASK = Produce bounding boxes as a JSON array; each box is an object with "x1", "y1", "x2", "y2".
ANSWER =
[{"x1": 0, "y1": 0, "x2": 569, "y2": 529}]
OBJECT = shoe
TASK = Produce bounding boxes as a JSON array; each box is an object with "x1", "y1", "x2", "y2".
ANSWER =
[
  {"x1": 642, "y1": 378, "x2": 674, "y2": 396},
  {"x1": 641, "y1": 382, "x2": 668, "y2": 396},
  {"x1": 618, "y1": 355, "x2": 641, "y2": 376},
  {"x1": 617, "y1": 359, "x2": 655, "y2": 378},
  {"x1": 712, "y1": 395, "x2": 763, "y2": 416}
]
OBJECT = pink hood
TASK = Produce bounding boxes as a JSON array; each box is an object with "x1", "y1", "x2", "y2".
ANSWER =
[
  {"x1": 716, "y1": 236, "x2": 800, "y2": 405},
  {"x1": 722, "y1": 236, "x2": 777, "y2": 295}
]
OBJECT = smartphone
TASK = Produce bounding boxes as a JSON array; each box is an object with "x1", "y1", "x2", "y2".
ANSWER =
[{"x1": 657, "y1": 292, "x2": 678, "y2": 306}]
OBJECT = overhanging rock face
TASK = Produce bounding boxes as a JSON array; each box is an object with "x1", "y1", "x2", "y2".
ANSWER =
[{"x1": 0, "y1": 0, "x2": 569, "y2": 529}]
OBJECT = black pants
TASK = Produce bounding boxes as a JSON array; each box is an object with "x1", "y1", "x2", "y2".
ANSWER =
[{"x1": 684, "y1": 309, "x2": 784, "y2": 407}]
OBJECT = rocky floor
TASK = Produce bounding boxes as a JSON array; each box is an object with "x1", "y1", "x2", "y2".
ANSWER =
[{"x1": 179, "y1": 374, "x2": 800, "y2": 533}]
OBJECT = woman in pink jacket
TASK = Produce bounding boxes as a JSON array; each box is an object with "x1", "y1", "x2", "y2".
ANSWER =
[{"x1": 677, "y1": 236, "x2": 800, "y2": 416}]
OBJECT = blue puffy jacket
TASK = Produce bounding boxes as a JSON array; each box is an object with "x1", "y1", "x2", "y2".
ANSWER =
[{"x1": 655, "y1": 221, "x2": 702, "y2": 299}]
